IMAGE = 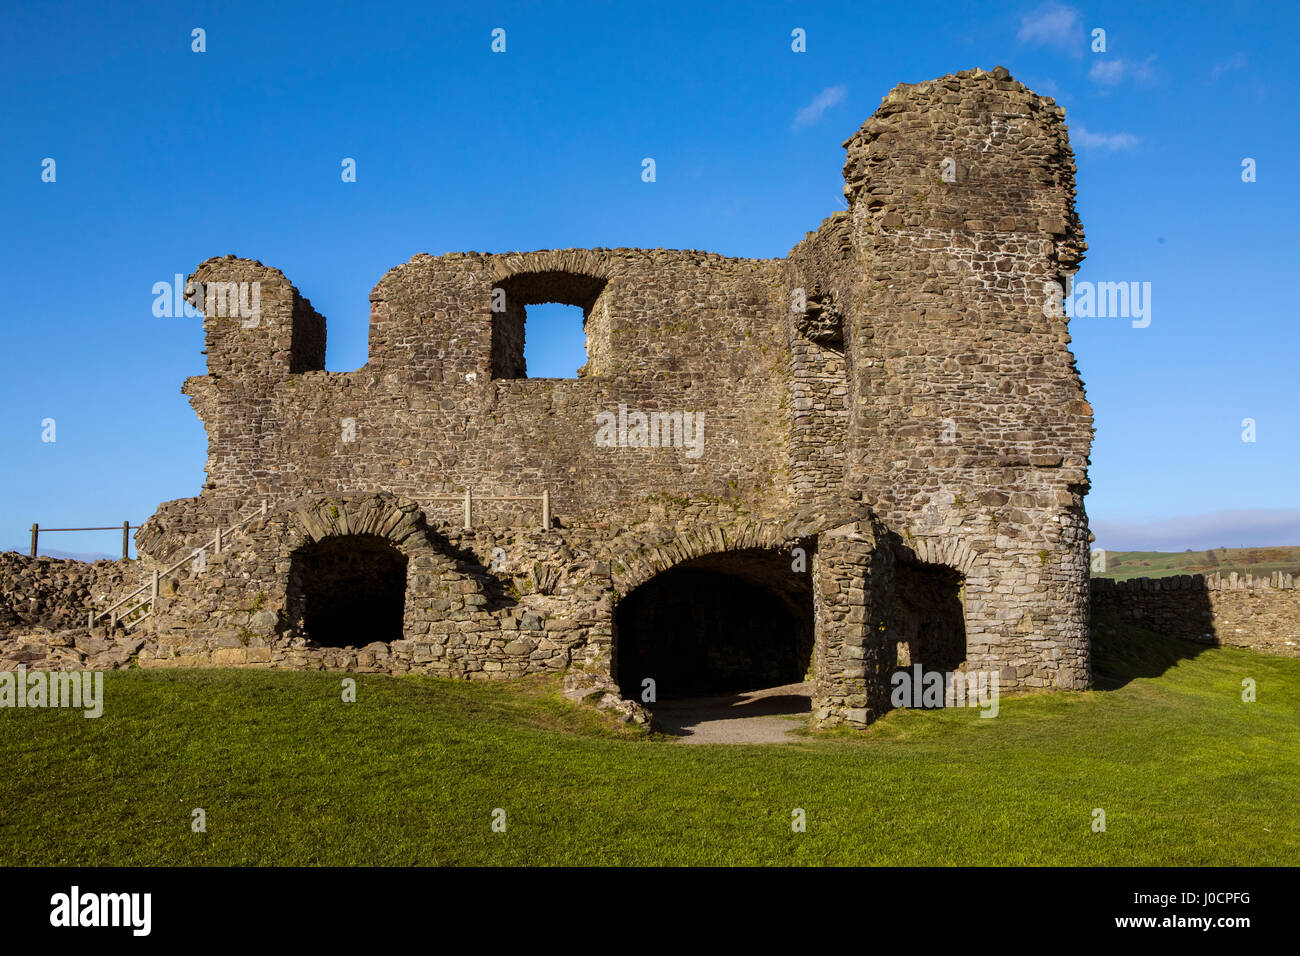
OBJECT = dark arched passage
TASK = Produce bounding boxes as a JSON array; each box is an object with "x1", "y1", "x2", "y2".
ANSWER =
[
  {"x1": 286, "y1": 534, "x2": 409, "y2": 647},
  {"x1": 613, "y1": 548, "x2": 814, "y2": 699}
]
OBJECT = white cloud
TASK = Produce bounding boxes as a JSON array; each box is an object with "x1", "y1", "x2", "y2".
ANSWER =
[
  {"x1": 1210, "y1": 53, "x2": 1246, "y2": 81},
  {"x1": 1070, "y1": 125, "x2": 1139, "y2": 150},
  {"x1": 792, "y1": 85, "x2": 846, "y2": 129},
  {"x1": 1088, "y1": 60, "x2": 1125, "y2": 85},
  {"x1": 1092, "y1": 509, "x2": 1300, "y2": 552},
  {"x1": 1089, "y1": 56, "x2": 1156, "y2": 86},
  {"x1": 1018, "y1": 2, "x2": 1083, "y2": 53}
]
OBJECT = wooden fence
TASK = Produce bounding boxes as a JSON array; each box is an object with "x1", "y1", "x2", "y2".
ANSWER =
[
  {"x1": 426, "y1": 490, "x2": 551, "y2": 530},
  {"x1": 29, "y1": 521, "x2": 138, "y2": 560}
]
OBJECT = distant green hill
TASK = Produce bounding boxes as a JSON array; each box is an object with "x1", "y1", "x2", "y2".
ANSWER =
[{"x1": 1091, "y1": 546, "x2": 1300, "y2": 582}]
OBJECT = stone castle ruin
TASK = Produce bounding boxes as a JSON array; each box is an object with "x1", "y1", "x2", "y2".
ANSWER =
[{"x1": 6, "y1": 68, "x2": 1100, "y2": 727}]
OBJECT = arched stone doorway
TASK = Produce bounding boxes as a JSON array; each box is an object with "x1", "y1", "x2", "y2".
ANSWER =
[
  {"x1": 613, "y1": 547, "x2": 814, "y2": 700},
  {"x1": 891, "y1": 560, "x2": 967, "y2": 674},
  {"x1": 286, "y1": 534, "x2": 409, "y2": 648}
]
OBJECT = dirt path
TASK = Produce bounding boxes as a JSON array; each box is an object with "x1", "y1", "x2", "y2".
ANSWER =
[{"x1": 649, "y1": 681, "x2": 812, "y2": 744}]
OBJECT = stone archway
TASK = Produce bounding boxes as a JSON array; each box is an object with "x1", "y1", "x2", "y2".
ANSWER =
[
  {"x1": 599, "y1": 514, "x2": 895, "y2": 731},
  {"x1": 890, "y1": 559, "x2": 967, "y2": 674},
  {"x1": 887, "y1": 531, "x2": 978, "y2": 677},
  {"x1": 281, "y1": 494, "x2": 444, "y2": 649},
  {"x1": 289, "y1": 534, "x2": 408, "y2": 647},
  {"x1": 613, "y1": 547, "x2": 814, "y2": 699}
]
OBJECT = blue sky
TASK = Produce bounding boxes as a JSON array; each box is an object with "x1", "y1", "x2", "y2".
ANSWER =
[{"x1": 1, "y1": 0, "x2": 1296, "y2": 557}]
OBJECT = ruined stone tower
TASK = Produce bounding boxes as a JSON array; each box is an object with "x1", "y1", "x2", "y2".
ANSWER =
[{"x1": 125, "y1": 67, "x2": 1091, "y2": 727}]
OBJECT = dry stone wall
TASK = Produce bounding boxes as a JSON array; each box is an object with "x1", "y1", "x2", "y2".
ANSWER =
[{"x1": 1092, "y1": 574, "x2": 1300, "y2": 657}]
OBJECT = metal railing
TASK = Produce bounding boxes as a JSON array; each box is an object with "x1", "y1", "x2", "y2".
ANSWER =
[
  {"x1": 428, "y1": 490, "x2": 551, "y2": 530},
  {"x1": 29, "y1": 521, "x2": 139, "y2": 560},
  {"x1": 88, "y1": 500, "x2": 268, "y2": 632}
]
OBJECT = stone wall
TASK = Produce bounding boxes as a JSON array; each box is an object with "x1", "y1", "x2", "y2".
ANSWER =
[
  {"x1": 840, "y1": 66, "x2": 1092, "y2": 693},
  {"x1": 174, "y1": 248, "x2": 791, "y2": 543},
  {"x1": 811, "y1": 521, "x2": 894, "y2": 727},
  {"x1": 20, "y1": 494, "x2": 884, "y2": 727},
  {"x1": 1091, "y1": 573, "x2": 1300, "y2": 657},
  {"x1": 785, "y1": 211, "x2": 854, "y2": 500}
]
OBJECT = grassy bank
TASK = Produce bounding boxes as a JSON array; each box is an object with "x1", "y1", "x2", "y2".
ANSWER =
[
  {"x1": 1, "y1": 622, "x2": 1296, "y2": 866},
  {"x1": 1092, "y1": 546, "x2": 1300, "y2": 582}
]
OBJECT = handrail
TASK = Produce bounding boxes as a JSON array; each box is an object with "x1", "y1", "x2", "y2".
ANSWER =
[{"x1": 89, "y1": 500, "x2": 268, "y2": 631}]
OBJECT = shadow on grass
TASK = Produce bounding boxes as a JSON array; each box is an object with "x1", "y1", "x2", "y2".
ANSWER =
[{"x1": 1091, "y1": 614, "x2": 1207, "y2": 690}]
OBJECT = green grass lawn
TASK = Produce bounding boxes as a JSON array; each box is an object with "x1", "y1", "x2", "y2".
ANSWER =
[{"x1": 1, "y1": 621, "x2": 1297, "y2": 866}]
